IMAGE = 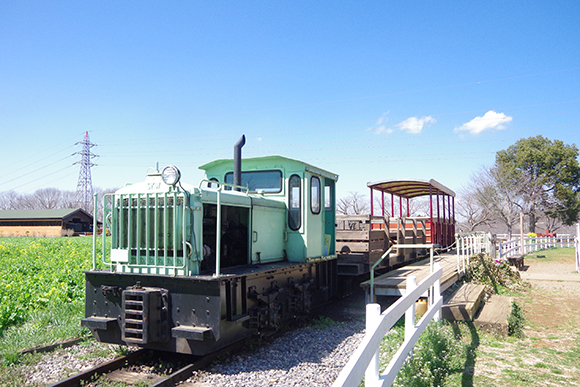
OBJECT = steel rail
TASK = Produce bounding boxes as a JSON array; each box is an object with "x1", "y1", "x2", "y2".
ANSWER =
[
  {"x1": 48, "y1": 348, "x2": 150, "y2": 387},
  {"x1": 49, "y1": 337, "x2": 250, "y2": 387}
]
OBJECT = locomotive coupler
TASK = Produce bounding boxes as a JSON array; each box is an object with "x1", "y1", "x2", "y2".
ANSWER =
[{"x1": 100, "y1": 285, "x2": 122, "y2": 297}]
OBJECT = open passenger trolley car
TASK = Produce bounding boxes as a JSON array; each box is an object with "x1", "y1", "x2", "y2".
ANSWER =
[
  {"x1": 82, "y1": 137, "x2": 339, "y2": 355},
  {"x1": 336, "y1": 179, "x2": 455, "y2": 276}
]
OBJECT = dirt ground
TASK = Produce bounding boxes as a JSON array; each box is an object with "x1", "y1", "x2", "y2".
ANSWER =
[
  {"x1": 472, "y1": 248, "x2": 580, "y2": 386},
  {"x1": 323, "y1": 250, "x2": 580, "y2": 386},
  {"x1": 518, "y1": 252, "x2": 580, "y2": 343}
]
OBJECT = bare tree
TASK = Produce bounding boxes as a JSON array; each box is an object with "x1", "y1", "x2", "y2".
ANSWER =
[
  {"x1": 92, "y1": 187, "x2": 119, "y2": 220},
  {"x1": 60, "y1": 190, "x2": 81, "y2": 209},
  {"x1": 460, "y1": 165, "x2": 522, "y2": 237},
  {"x1": 31, "y1": 188, "x2": 63, "y2": 209},
  {"x1": 0, "y1": 191, "x2": 21, "y2": 210},
  {"x1": 373, "y1": 195, "x2": 431, "y2": 218},
  {"x1": 409, "y1": 197, "x2": 431, "y2": 217},
  {"x1": 17, "y1": 193, "x2": 37, "y2": 210},
  {"x1": 337, "y1": 191, "x2": 370, "y2": 215},
  {"x1": 535, "y1": 213, "x2": 565, "y2": 234},
  {"x1": 456, "y1": 187, "x2": 493, "y2": 232}
]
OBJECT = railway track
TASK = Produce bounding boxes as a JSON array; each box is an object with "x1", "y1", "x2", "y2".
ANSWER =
[
  {"x1": 48, "y1": 339, "x2": 248, "y2": 387},
  {"x1": 17, "y1": 292, "x2": 363, "y2": 386},
  {"x1": 12, "y1": 292, "x2": 365, "y2": 386}
]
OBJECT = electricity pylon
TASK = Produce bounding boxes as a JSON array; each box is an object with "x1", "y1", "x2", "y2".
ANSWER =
[{"x1": 73, "y1": 131, "x2": 98, "y2": 212}]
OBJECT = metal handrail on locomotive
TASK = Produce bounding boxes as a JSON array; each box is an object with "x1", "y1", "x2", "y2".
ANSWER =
[
  {"x1": 82, "y1": 136, "x2": 339, "y2": 355},
  {"x1": 336, "y1": 179, "x2": 455, "y2": 276}
]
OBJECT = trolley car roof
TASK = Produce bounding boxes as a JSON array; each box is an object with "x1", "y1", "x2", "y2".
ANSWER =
[{"x1": 367, "y1": 179, "x2": 455, "y2": 199}]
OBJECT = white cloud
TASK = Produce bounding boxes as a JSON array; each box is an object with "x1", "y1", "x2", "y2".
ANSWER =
[
  {"x1": 395, "y1": 116, "x2": 436, "y2": 134},
  {"x1": 371, "y1": 113, "x2": 435, "y2": 134},
  {"x1": 376, "y1": 126, "x2": 393, "y2": 134},
  {"x1": 376, "y1": 112, "x2": 388, "y2": 125},
  {"x1": 454, "y1": 110, "x2": 513, "y2": 134},
  {"x1": 369, "y1": 112, "x2": 393, "y2": 134}
]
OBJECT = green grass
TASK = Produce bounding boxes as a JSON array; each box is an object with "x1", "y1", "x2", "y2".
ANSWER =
[
  {"x1": 374, "y1": 319, "x2": 469, "y2": 387},
  {"x1": 311, "y1": 316, "x2": 338, "y2": 329},
  {"x1": 0, "y1": 237, "x2": 104, "y2": 361},
  {"x1": 0, "y1": 301, "x2": 89, "y2": 363},
  {"x1": 524, "y1": 246, "x2": 575, "y2": 263}
]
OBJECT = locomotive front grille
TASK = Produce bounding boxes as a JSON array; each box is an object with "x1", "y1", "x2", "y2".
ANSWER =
[
  {"x1": 122, "y1": 287, "x2": 169, "y2": 345},
  {"x1": 103, "y1": 191, "x2": 192, "y2": 272}
]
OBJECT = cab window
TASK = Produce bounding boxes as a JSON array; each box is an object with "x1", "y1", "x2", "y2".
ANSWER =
[
  {"x1": 207, "y1": 178, "x2": 219, "y2": 189},
  {"x1": 288, "y1": 175, "x2": 301, "y2": 230},
  {"x1": 225, "y1": 170, "x2": 282, "y2": 193},
  {"x1": 311, "y1": 176, "x2": 321, "y2": 214},
  {"x1": 324, "y1": 180, "x2": 333, "y2": 211}
]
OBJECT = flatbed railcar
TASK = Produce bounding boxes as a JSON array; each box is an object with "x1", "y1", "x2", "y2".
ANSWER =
[
  {"x1": 336, "y1": 179, "x2": 455, "y2": 275},
  {"x1": 82, "y1": 136, "x2": 339, "y2": 355}
]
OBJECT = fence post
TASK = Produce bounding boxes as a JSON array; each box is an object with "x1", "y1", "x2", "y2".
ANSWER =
[
  {"x1": 576, "y1": 224, "x2": 580, "y2": 273},
  {"x1": 520, "y1": 213, "x2": 525, "y2": 255},
  {"x1": 365, "y1": 303, "x2": 381, "y2": 387},
  {"x1": 461, "y1": 236, "x2": 466, "y2": 272},
  {"x1": 433, "y1": 262, "x2": 441, "y2": 322},
  {"x1": 456, "y1": 235, "x2": 460, "y2": 275},
  {"x1": 405, "y1": 276, "x2": 417, "y2": 356},
  {"x1": 467, "y1": 235, "x2": 473, "y2": 256}
]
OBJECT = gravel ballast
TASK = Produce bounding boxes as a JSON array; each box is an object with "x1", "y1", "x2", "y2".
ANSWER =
[
  {"x1": 186, "y1": 319, "x2": 365, "y2": 387},
  {"x1": 12, "y1": 317, "x2": 365, "y2": 386}
]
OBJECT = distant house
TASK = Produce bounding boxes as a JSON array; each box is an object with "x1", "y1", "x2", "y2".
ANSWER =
[{"x1": 0, "y1": 208, "x2": 95, "y2": 237}]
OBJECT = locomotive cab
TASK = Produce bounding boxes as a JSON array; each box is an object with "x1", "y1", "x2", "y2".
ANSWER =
[{"x1": 199, "y1": 155, "x2": 338, "y2": 269}]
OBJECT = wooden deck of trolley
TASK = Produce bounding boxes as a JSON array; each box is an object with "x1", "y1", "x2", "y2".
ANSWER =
[{"x1": 361, "y1": 251, "x2": 461, "y2": 300}]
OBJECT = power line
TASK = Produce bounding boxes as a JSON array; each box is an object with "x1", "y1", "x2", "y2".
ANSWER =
[
  {"x1": 2, "y1": 155, "x2": 72, "y2": 186},
  {"x1": 9, "y1": 165, "x2": 76, "y2": 192},
  {"x1": 1, "y1": 133, "x2": 81, "y2": 176}
]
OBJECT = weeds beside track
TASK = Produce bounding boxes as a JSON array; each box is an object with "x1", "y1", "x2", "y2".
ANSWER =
[{"x1": 0, "y1": 237, "x2": 104, "y2": 361}]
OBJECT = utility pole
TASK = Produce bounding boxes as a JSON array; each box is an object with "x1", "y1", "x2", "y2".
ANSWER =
[{"x1": 73, "y1": 131, "x2": 98, "y2": 212}]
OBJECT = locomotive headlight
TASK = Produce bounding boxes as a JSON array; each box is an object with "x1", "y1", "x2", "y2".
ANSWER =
[{"x1": 162, "y1": 165, "x2": 181, "y2": 186}]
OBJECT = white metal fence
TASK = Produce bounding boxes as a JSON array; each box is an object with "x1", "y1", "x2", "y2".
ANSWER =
[
  {"x1": 498, "y1": 235, "x2": 575, "y2": 259},
  {"x1": 576, "y1": 224, "x2": 580, "y2": 273},
  {"x1": 455, "y1": 231, "x2": 493, "y2": 274},
  {"x1": 332, "y1": 263, "x2": 443, "y2": 387}
]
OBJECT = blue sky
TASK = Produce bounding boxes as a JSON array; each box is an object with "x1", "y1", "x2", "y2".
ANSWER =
[{"x1": 1, "y1": 1, "x2": 579, "y2": 201}]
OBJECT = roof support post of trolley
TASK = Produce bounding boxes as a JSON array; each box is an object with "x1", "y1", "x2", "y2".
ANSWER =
[{"x1": 367, "y1": 179, "x2": 456, "y2": 249}]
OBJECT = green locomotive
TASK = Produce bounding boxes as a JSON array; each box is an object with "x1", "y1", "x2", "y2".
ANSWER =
[{"x1": 82, "y1": 136, "x2": 339, "y2": 355}]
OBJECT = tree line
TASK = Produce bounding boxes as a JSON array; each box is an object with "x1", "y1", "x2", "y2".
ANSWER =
[
  {"x1": 0, "y1": 187, "x2": 117, "y2": 216},
  {"x1": 338, "y1": 135, "x2": 580, "y2": 237}
]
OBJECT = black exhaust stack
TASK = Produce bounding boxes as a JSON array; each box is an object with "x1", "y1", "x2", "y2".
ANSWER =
[{"x1": 234, "y1": 135, "x2": 246, "y2": 191}]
